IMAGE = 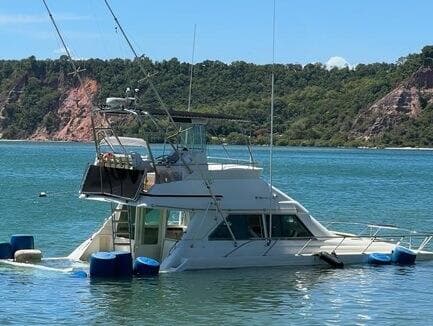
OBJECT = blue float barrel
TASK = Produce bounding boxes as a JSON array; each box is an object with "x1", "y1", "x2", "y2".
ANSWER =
[
  {"x1": 392, "y1": 246, "x2": 416, "y2": 265},
  {"x1": 70, "y1": 270, "x2": 88, "y2": 278},
  {"x1": 368, "y1": 253, "x2": 392, "y2": 265},
  {"x1": 133, "y1": 257, "x2": 160, "y2": 276},
  {"x1": 10, "y1": 235, "x2": 34, "y2": 254},
  {"x1": 113, "y1": 251, "x2": 133, "y2": 277},
  {"x1": 89, "y1": 252, "x2": 117, "y2": 278},
  {"x1": 0, "y1": 242, "x2": 12, "y2": 259}
]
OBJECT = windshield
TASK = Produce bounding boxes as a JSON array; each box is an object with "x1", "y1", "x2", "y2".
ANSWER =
[{"x1": 179, "y1": 124, "x2": 206, "y2": 151}]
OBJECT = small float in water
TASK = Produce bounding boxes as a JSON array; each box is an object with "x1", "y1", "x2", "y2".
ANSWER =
[
  {"x1": 368, "y1": 246, "x2": 418, "y2": 266},
  {"x1": 368, "y1": 252, "x2": 392, "y2": 265},
  {"x1": 0, "y1": 234, "x2": 87, "y2": 276},
  {"x1": 0, "y1": 234, "x2": 40, "y2": 262}
]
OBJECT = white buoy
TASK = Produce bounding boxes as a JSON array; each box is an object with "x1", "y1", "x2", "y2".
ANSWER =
[{"x1": 14, "y1": 249, "x2": 42, "y2": 263}]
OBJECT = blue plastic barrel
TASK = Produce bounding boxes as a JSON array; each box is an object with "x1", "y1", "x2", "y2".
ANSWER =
[
  {"x1": 113, "y1": 251, "x2": 133, "y2": 277},
  {"x1": 89, "y1": 252, "x2": 117, "y2": 278},
  {"x1": 133, "y1": 257, "x2": 160, "y2": 276},
  {"x1": 392, "y1": 246, "x2": 417, "y2": 265},
  {"x1": 10, "y1": 235, "x2": 34, "y2": 254},
  {"x1": 0, "y1": 242, "x2": 12, "y2": 259},
  {"x1": 368, "y1": 252, "x2": 392, "y2": 265}
]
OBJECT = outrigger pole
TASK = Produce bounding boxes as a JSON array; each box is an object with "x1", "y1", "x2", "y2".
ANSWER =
[
  {"x1": 41, "y1": 0, "x2": 126, "y2": 156},
  {"x1": 40, "y1": 0, "x2": 98, "y2": 152},
  {"x1": 103, "y1": 0, "x2": 176, "y2": 128},
  {"x1": 187, "y1": 24, "x2": 197, "y2": 112},
  {"x1": 268, "y1": 0, "x2": 276, "y2": 242}
]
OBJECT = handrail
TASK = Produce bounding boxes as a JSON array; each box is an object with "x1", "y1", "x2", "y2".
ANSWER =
[
  {"x1": 207, "y1": 156, "x2": 258, "y2": 163},
  {"x1": 323, "y1": 221, "x2": 417, "y2": 235},
  {"x1": 213, "y1": 232, "x2": 433, "y2": 258}
]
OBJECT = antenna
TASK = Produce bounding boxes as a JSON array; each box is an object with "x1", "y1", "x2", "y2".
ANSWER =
[
  {"x1": 103, "y1": 0, "x2": 176, "y2": 128},
  {"x1": 268, "y1": 0, "x2": 276, "y2": 241},
  {"x1": 187, "y1": 24, "x2": 197, "y2": 112},
  {"x1": 41, "y1": 0, "x2": 85, "y2": 86}
]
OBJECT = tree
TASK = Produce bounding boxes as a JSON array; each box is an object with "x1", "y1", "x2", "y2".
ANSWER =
[{"x1": 421, "y1": 45, "x2": 433, "y2": 67}]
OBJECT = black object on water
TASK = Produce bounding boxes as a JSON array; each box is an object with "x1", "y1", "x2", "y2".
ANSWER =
[
  {"x1": 39, "y1": 192, "x2": 47, "y2": 197},
  {"x1": 317, "y1": 251, "x2": 344, "y2": 268}
]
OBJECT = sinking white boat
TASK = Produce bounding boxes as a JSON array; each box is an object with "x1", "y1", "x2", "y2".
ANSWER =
[
  {"x1": 68, "y1": 102, "x2": 433, "y2": 272},
  {"x1": 33, "y1": 0, "x2": 432, "y2": 274}
]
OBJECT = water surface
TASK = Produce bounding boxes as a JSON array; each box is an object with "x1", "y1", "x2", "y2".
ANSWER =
[{"x1": 0, "y1": 142, "x2": 432, "y2": 325}]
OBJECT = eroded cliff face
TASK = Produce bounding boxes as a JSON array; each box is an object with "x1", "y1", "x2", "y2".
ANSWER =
[
  {"x1": 30, "y1": 79, "x2": 99, "y2": 141},
  {"x1": 351, "y1": 67, "x2": 433, "y2": 140}
]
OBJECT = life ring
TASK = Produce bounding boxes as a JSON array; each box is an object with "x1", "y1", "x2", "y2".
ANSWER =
[{"x1": 102, "y1": 152, "x2": 114, "y2": 162}]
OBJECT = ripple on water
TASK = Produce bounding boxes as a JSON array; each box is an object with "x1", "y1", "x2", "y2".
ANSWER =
[{"x1": 1, "y1": 143, "x2": 433, "y2": 325}]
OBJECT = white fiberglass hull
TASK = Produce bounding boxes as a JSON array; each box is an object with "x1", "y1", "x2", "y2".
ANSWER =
[{"x1": 159, "y1": 238, "x2": 433, "y2": 272}]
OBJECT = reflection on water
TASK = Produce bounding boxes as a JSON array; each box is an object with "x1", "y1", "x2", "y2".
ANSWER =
[{"x1": 1, "y1": 263, "x2": 432, "y2": 325}]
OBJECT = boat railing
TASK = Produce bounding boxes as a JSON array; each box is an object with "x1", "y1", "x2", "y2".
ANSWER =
[
  {"x1": 220, "y1": 233, "x2": 433, "y2": 258},
  {"x1": 295, "y1": 232, "x2": 433, "y2": 257},
  {"x1": 207, "y1": 156, "x2": 260, "y2": 168},
  {"x1": 324, "y1": 221, "x2": 414, "y2": 237}
]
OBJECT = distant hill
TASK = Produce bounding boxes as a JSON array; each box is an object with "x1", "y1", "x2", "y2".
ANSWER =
[
  {"x1": 351, "y1": 66, "x2": 433, "y2": 146},
  {"x1": 1, "y1": 46, "x2": 433, "y2": 147}
]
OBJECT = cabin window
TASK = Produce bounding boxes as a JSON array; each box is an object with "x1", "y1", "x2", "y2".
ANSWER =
[
  {"x1": 209, "y1": 214, "x2": 264, "y2": 240},
  {"x1": 265, "y1": 214, "x2": 312, "y2": 238},
  {"x1": 167, "y1": 210, "x2": 187, "y2": 226},
  {"x1": 166, "y1": 210, "x2": 188, "y2": 240}
]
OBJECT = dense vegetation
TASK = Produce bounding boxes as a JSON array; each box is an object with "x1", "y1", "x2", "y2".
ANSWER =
[{"x1": 1, "y1": 46, "x2": 432, "y2": 147}]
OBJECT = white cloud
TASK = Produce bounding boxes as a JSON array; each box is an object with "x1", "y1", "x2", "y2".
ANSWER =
[
  {"x1": 325, "y1": 56, "x2": 351, "y2": 70},
  {"x1": 0, "y1": 13, "x2": 89, "y2": 25},
  {"x1": 53, "y1": 47, "x2": 87, "y2": 60},
  {"x1": 53, "y1": 47, "x2": 69, "y2": 55}
]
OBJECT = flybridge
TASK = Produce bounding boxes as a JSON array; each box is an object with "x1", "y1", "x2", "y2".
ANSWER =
[
  {"x1": 80, "y1": 94, "x2": 235, "y2": 201},
  {"x1": 101, "y1": 96, "x2": 247, "y2": 123}
]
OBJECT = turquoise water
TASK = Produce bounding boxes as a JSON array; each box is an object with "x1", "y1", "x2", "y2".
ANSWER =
[{"x1": 1, "y1": 142, "x2": 433, "y2": 325}]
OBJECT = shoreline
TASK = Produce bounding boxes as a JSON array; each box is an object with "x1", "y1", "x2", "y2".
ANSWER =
[
  {"x1": 1, "y1": 138, "x2": 433, "y2": 150},
  {"x1": 0, "y1": 139, "x2": 93, "y2": 144}
]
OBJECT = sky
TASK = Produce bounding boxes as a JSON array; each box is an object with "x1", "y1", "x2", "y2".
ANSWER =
[{"x1": 0, "y1": 0, "x2": 433, "y2": 67}]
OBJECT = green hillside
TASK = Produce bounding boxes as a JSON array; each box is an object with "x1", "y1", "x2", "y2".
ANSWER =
[{"x1": 1, "y1": 46, "x2": 432, "y2": 147}]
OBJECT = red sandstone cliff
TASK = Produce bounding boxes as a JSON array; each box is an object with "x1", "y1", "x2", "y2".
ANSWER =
[
  {"x1": 30, "y1": 79, "x2": 99, "y2": 142},
  {"x1": 351, "y1": 67, "x2": 433, "y2": 140}
]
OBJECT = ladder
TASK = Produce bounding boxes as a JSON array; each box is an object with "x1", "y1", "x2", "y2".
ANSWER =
[{"x1": 111, "y1": 204, "x2": 134, "y2": 253}]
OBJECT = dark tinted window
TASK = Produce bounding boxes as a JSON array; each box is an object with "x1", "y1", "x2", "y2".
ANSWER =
[
  {"x1": 266, "y1": 215, "x2": 312, "y2": 238},
  {"x1": 209, "y1": 214, "x2": 264, "y2": 240}
]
